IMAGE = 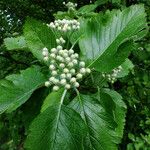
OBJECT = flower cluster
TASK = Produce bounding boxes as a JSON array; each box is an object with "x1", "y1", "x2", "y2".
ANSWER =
[
  {"x1": 47, "y1": 19, "x2": 80, "y2": 32},
  {"x1": 42, "y1": 38, "x2": 91, "y2": 91},
  {"x1": 102, "y1": 66, "x2": 122, "y2": 83},
  {"x1": 63, "y1": 2, "x2": 77, "y2": 11}
]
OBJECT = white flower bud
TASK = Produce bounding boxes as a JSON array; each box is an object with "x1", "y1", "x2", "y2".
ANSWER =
[
  {"x1": 66, "y1": 73, "x2": 72, "y2": 79},
  {"x1": 68, "y1": 49, "x2": 74, "y2": 55},
  {"x1": 80, "y1": 68, "x2": 86, "y2": 74},
  {"x1": 50, "y1": 22, "x2": 55, "y2": 28},
  {"x1": 112, "y1": 77, "x2": 116, "y2": 81},
  {"x1": 50, "y1": 53, "x2": 56, "y2": 58},
  {"x1": 66, "y1": 57, "x2": 71, "y2": 62},
  {"x1": 76, "y1": 26, "x2": 80, "y2": 29},
  {"x1": 62, "y1": 53, "x2": 68, "y2": 58},
  {"x1": 57, "y1": 45, "x2": 63, "y2": 50},
  {"x1": 65, "y1": 84, "x2": 71, "y2": 89},
  {"x1": 70, "y1": 54, "x2": 76, "y2": 59},
  {"x1": 49, "y1": 22, "x2": 53, "y2": 26},
  {"x1": 74, "y1": 82, "x2": 79, "y2": 88},
  {"x1": 52, "y1": 71, "x2": 57, "y2": 76},
  {"x1": 118, "y1": 66, "x2": 122, "y2": 70},
  {"x1": 53, "y1": 86, "x2": 59, "y2": 91},
  {"x1": 79, "y1": 61, "x2": 85, "y2": 67},
  {"x1": 68, "y1": 62, "x2": 74, "y2": 68},
  {"x1": 49, "y1": 64, "x2": 55, "y2": 70},
  {"x1": 102, "y1": 73, "x2": 105, "y2": 77},
  {"x1": 55, "y1": 22, "x2": 59, "y2": 27},
  {"x1": 60, "y1": 37, "x2": 65, "y2": 43},
  {"x1": 56, "y1": 39, "x2": 60, "y2": 44},
  {"x1": 45, "y1": 81, "x2": 51, "y2": 87},
  {"x1": 56, "y1": 56, "x2": 64, "y2": 62},
  {"x1": 53, "y1": 79, "x2": 59, "y2": 84},
  {"x1": 59, "y1": 50, "x2": 64, "y2": 55},
  {"x1": 74, "y1": 53, "x2": 79, "y2": 58},
  {"x1": 63, "y1": 68, "x2": 69, "y2": 73},
  {"x1": 51, "y1": 48, "x2": 57, "y2": 53},
  {"x1": 60, "y1": 73, "x2": 66, "y2": 79},
  {"x1": 73, "y1": 20, "x2": 77, "y2": 24},
  {"x1": 60, "y1": 79, "x2": 67, "y2": 85},
  {"x1": 49, "y1": 77, "x2": 55, "y2": 82},
  {"x1": 113, "y1": 73, "x2": 117, "y2": 77},
  {"x1": 58, "y1": 26, "x2": 62, "y2": 30},
  {"x1": 62, "y1": 27, "x2": 67, "y2": 32},
  {"x1": 72, "y1": 59, "x2": 78, "y2": 65},
  {"x1": 59, "y1": 63, "x2": 65, "y2": 68},
  {"x1": 44, "y1": 56, "x2": 49, "y2": 61},
  {"x1": 70, "y1": 69, "x2": 76, "y2": 74},
  {"x1": 77, "y1": 22, "x2": 80, "y2": 26},
  {"x1": 107, "y1": 74, "x2": 111, "y2": 78},
  {"x1": 86, "y1": 68, "x2": 91, "y2": 74},
  {"x1": 43, "y1": 47, "x2": 48, "y2": 51},
  {"x1": 113, "y1": 69, "x2": 118, "y2": 73},
  {"x1": 111, "y1": 80, "x2": 115, "y2": 84},
  {"x1": 67, "y1": 26, "x2": 71, "y2": 31},
  {"x1": 72, "y1": 25, "x2": 77, "y2": 30},
  {"x1": 64, "y1": 49, "x2": 68, "y2": 53},
  {"x1": 76, "y1": 73, "x2": 83, "y2": 79},
  {"x1": 42, "y1": 51, "x2": 48, "y2": 56},
  {"x1": 70, "y1": 77, "x2": 76, "y2": 83}
]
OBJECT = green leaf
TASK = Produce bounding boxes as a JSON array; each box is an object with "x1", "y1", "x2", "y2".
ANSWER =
[
  {"x1": 41, "y1": 88, "x2": 64, "y2": 112},
  {"x1": 95, "y1": 0, "x2": 109, "y2": 5},
  {"x1": 79, "y1": 5, "x2": 147, "y2": 72},
  {"x1": 4, "y1": 36, "x2": 28, "y2": 51},
  {"x1": 117, "y1": 59, "x2": 134, "y2": 78},
  {"x1": 69, "y1": 89, "x2": 126, "y2": 150},
  {"x1": 0, "y1": 66, "x2": 46, "y2": 114},
  {"x1": 101, "y1": 89, "x2": 127, "y2": 138},
  {"x1": 95, "y1": 0, "x2": 121, "y2": 5},
  {"x1": 25, "y1": 90, "x2": 86, "y2": 150},
  {"x1": 77, "y1": 4, "x2": 98, "y2": 14},
  {"x1": 24, "y1": 18, "x2": 56, "y2": 62}
]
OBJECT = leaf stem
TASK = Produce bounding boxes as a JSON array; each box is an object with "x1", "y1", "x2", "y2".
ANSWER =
[
  {"x1": 75, "y1": 88, "x2": 80, "y2": 98},
  {"x1": 70, "y1": 34, "x2": 83, "y2": 50},
  {"x1": 60, "y1": 89, "x2": 67, "y2": 104}
]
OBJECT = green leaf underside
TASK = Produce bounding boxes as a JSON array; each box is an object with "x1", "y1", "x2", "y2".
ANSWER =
[
  {"x1": 24, "y1": 18, "x2": 56, "y2": 62},
  {"x1": 4, "y1": 36, "x2": 28, "y2": 51},
  {"x1": 69, "y1": 89, "x2": 126, "y2": 150},
  {"x1": 0, "y1": 66, "x2": 46, "y2": 114},
  {"x1": 25, "y1": 90, "x2": 86, "y2": 150},
  {"x1": 79, "y1": 5, "x2": 147, "y2": 72}
]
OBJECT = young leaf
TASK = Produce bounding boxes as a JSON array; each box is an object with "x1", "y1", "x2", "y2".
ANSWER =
[
  {"x1": 69, "y1": 89, "x2": 126, "y2": 150},
  {"x1": 79, "y1": 5, "x2": 147, "y2": 72},
  {"x1": 25, "y1": 90, "x2": 86, "y2": 150},
  {"x1": 4, "y1": 36, "x2": 29, "y2": 51},
  {"x1": 0, "y1": 66, "x2": 46, "y2": 114},
  {"x1": 24, "y1": 18, "x2": 56, "y2": 62}
]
